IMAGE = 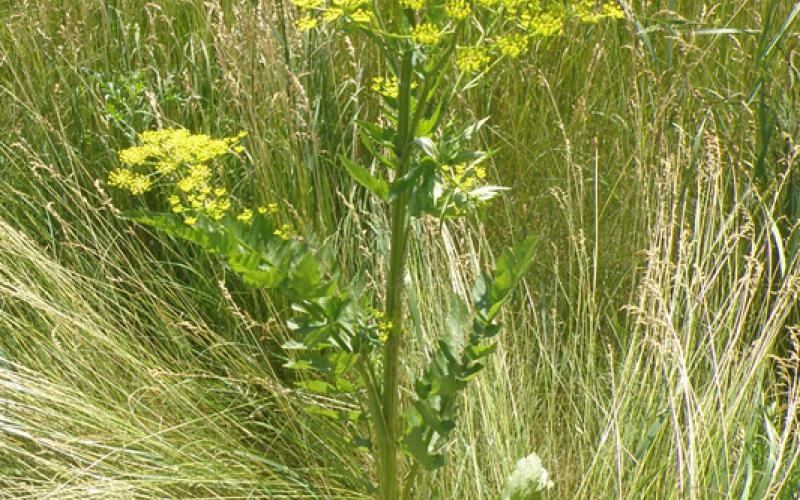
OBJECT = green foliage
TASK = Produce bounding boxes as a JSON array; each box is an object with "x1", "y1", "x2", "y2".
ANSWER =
[
  {"x1": 340, "y1": 154, "x2": 389, "y2": 201},
  {"x1": 402, "y1": 119, "x2": 510, "y2": 218},
  {"x1": 87, "y1": 70, "x2": 188, "y2": 135},
  {"x1": 402, "y1": 236, "x2": 537, "y2": 470},
  {"x1": 129, "y1": 211, "x2": 320, "y2": 295},
  {"x1": 132, "y1": 208, "x2": 375, "y2": 430}
]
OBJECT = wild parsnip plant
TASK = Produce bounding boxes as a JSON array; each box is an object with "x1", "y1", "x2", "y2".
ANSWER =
[
  {"x1": 7, "y1": 0, "x2": 800, "y2": 498},
  {"x1": 105, "y1": 1, "x2": 623, "y2": 497}
]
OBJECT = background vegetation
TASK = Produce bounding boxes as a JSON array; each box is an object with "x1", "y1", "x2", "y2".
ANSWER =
[{"x1": 1, "y1": 0, "x2": 800, "y2": 497}]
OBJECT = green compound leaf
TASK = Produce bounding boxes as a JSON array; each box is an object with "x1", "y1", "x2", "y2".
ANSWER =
[
  {"x1": 289, "y1": 252, "x2": 325, "y2": 298},
  {"x1": 130, "y1": 209, "x2": 371, "y2": 436},
  {"x1": 413, "y1": 121, "x2": 507, "y2": 219},
  {"x1": 402, "y1": 235, "x2": 538, "y2": 472},
  {"x1": 126, "y1": 210, "x2": 320, "y2": 295}
]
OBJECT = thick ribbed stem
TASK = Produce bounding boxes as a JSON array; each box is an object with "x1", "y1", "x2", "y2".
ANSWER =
[{"x1": 376, "y1": 49, "x2": 413, "y2": 500}]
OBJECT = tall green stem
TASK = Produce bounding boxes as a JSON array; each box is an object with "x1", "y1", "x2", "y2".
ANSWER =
[{"x1": 377, "y1": 48, "x2": 414, "y2": 500}]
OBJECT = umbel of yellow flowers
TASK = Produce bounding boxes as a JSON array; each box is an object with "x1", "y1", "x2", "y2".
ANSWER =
[
  {"x1": 108, "y1": 128, "x2": 288, "y2": 236},
  {"x1": 291, "y1": 0, "x2": 624, "y2": 73}
]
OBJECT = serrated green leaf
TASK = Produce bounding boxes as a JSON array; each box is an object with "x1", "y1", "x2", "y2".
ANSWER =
[
  {"x1": 477, "y1": 235, "x2": 538, "y2": 320},
  {"x1": 282, "y1": 339, "x2": 306, "y2": 350},
  {"x1": 414, "y1": 137, "x2": 437, "y2": 158},
  {"x1": 283, "y1": 359, "x2": 312, "y2": 370},
  {"x1": 297, "y1": 380, "x2": 332, "y2": 394},
  {"x1": 335, "y1": 377, "x2": 356, "y2": 392},
  {"x1": 403, "y1": 426, "x2": 445, "y2": 470},
  {"x1": 340, "y1": 155, "x2": 389, "y2": 201},
  {"x1": 414, "y1": 400, "x2": 457, "y2": 438},
  {"x1": 467, "y1": 341, "x2": 497, "y2": 360},
  {"x1": 444, "y1": 295, "x2": 469, "y2": 353},
  {"x1": 303, "y1": 405, "x2": 338, "y2": 420},
  {"x1": 457, "y1": 362, "x2": 484, "y2": 381},
  {"x1": 128, "y1": 210, "x2": 318, "y2": 294},
  {"x1": 289, "y1": 252, "x2": 323, "y2": 297}
]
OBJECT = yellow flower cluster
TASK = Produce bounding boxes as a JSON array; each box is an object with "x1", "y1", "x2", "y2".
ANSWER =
[
  {"x1": 293, "y1": 0, "x2": 323, "y2": 8},
  {"x1": 350, "y1": 9, "x2": 371, "y2": 24},
  {"x1": 288, "y1": 0, "x2": 626, "y2": 78},
  {"x1": 371, "y1": 76, "x2": 400, "y2": 98},
  {"x1": 108, "y1": 168, "x2": 152, "y2": 195},
  {"x1": 119, "y1": 128, "x2": 242, "y2": 169},
  {"x1": 292, "y1": 0, "x2": 371, "y2": 31},
  {"x1": 453, "y1": 0, "x2": 625, "y2": 71},
  {"x1": 400, "y1": 0, "x2": 425, "y2": 9},
  {"x1": 574, "y1": 1, "x2": 625, "y2": 23},
  {"x1": 441, "y1": 163, "x2": 487, "y2": 193},
  {"x1": 322, "y1": 8, "x2": 342, "y2": 21},
  {"x1": 176, "y1": 163, "x2": 212, "y2": 192},
  {"x1": 259, "y1": 203, "x2": 280, "y2": 215},
  {"x1": 109, "y1": 128, "x2": 255, "y2": 226},
  {"x1": 456, "y1": 47, "x2": 491, "y2": 73},
  {"x1": 496, "y1": 33, "x2": 529, "y2": 58},
  {"x1": 295, "y1": 17, "x2": 318, "y2": 31},
  {"x1": 445, "y1": 0, "x2": 471, "y2": 20},
  {"x1": 237, "y1": 208, "x2": 254, "y2": 223},
  {"x1": 333, "y1": 0, "x2": 367, "y2": 9},
  {"x1": 521, "y1": 8, "x2": 565, "y2": 37},
  {"x1": 601, "y1": 3, "x2": 625, "y2": 19},
  {"x1": 112, "y1": 129, "x2": 298, "y2": 240},
  {"x1": 273, "y1": 223, "x2": 296, "y2": 240},
  {"x1": 412, "y1": 23, "x2": 441, "y2": 46},
  {"x1": 371, "y1": 76, "x2": 417, "y2": 98},
  {"x1": 371, "y1": 309, "x2": 392, "y2": 343}
]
